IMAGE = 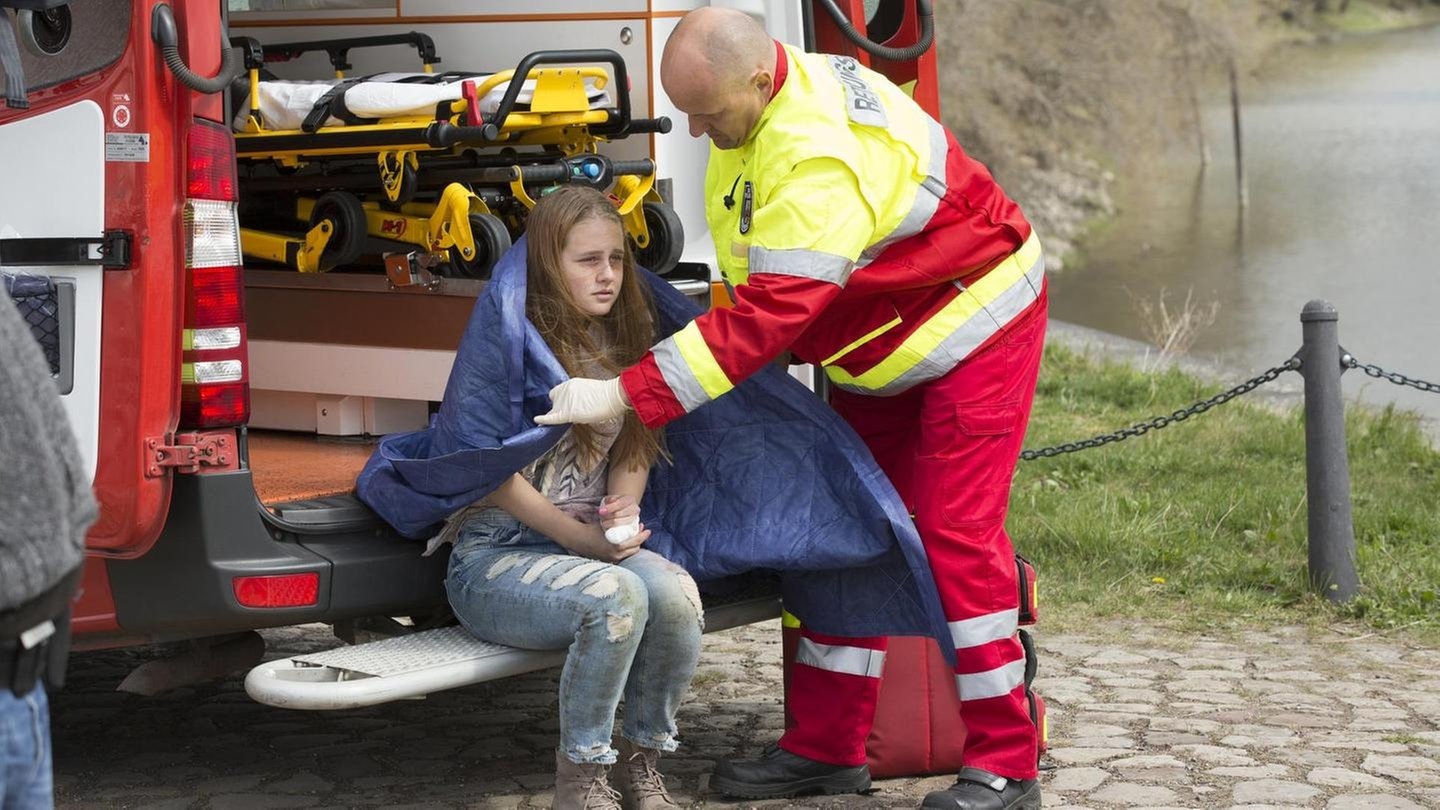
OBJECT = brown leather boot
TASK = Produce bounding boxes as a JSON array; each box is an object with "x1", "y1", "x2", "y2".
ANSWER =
[
  {"x1": 612, "y1": 738, "x2": 679, "y2": 810},
  {"x1": 553, "y1": 749, "x2": 622, "y2": 810}
]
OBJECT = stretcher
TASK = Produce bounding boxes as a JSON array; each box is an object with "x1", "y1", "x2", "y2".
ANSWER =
[{"x1": 229, "y1": 33, "x2": 682, "y2": 279}]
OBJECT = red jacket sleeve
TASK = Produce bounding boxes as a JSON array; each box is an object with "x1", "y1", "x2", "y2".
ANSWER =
[{"x1": 622, "y1": 158, "x2": 874, "y2": 428}]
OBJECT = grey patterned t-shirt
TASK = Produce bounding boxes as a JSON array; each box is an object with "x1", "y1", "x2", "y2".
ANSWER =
[
  {"x1": 521, "y1": 410, "x2": 622, "y2": 523},
  {"x1": 426, "y1": 353, "x2": 621, "y2": 554}
]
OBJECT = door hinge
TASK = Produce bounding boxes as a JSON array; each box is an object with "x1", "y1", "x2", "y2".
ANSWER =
[
  {"x1": 0, "y1": 229, "x2": 133, "y2": 269},
  {"x1": 144, "y1": 432, "x2": 238, "y2": 477}
]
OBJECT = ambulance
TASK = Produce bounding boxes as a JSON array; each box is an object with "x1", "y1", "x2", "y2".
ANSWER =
[{"x1": 0, "y1": 0, "x2": 935, "y2": 703}]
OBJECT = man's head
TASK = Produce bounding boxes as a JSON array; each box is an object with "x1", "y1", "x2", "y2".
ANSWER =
[{"x1": 660, "y1": 8, "x2": 775, "y2": 150}]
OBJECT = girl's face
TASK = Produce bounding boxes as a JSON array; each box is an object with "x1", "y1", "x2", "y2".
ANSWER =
[{"x1": 560, "y1": 216, "x2": 627, "y2": 317}]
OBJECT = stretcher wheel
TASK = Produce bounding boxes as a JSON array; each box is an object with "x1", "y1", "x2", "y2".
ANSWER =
[
  {"x1": 445, "y1": 213, "x2": 512, "y2": 280},
  {"x1": 634, "y1": 201, "x2": 684, "y2": 276},
  {"x1": 380, "y1": 153, "x2": 419, "y2": 205},
  {"x1": 309, "y1": 192, "x2": 367, "y2": 272}
]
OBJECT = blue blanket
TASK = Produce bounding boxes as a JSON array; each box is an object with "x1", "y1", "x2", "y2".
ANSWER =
[{"x1": 356, "y1": 239, "x2": 952, "y2": 655}]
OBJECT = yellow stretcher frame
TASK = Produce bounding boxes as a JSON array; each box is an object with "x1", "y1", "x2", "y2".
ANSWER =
[{"x1": 230, "y1": 39, "x2": 675, "y2": 276}]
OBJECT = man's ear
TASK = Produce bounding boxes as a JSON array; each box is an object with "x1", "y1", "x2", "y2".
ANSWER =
[{"x1": 752, "y1": 69, "x2": 773, "y2": 97}]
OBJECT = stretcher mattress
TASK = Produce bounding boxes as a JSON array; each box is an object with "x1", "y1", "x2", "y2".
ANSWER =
[{"x1": 233, "y1": 73, "x2": 611, "y2": 133}]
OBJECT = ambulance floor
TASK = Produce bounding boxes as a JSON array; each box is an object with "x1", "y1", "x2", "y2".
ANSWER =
[{"x1": 246, "y1": 430, "x2": 377, "y2": 506}]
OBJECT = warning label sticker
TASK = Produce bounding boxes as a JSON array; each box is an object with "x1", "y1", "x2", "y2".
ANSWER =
[{"x1": 104, "y1": 133, "x2": 149, "y2": 163}]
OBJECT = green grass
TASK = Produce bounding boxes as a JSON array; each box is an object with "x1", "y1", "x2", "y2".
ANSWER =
[
  {"x1": 1011, "y1": 345, "x2": 1440, "y2": 637},
  {"x1": 1313, "y1": 0, "x2": 1440, "y2": 35}
]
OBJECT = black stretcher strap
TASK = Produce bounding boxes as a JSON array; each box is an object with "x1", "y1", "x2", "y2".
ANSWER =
[{"x1": 302, "y1": 77, "x2": 379, "y2": 132}]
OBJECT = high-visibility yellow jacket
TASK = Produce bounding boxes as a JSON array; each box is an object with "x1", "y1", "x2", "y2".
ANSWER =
[{"x1": 621, "y1": 44, "x2": 1045, "y2": 428}]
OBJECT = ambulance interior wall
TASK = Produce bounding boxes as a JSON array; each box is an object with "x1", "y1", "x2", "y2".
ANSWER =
[{"x1": 229, "y1": 6, "x2": 664, "y2": 506}]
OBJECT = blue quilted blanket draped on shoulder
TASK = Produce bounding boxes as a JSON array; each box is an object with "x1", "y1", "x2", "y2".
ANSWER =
[{"x1": 355, "y1": 238, "x2": 952, "y2": 658}]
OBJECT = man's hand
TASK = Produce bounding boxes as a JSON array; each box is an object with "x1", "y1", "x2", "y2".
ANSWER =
[{"x1": 534, "y1": 377, "x2": 631, "y2": 426}]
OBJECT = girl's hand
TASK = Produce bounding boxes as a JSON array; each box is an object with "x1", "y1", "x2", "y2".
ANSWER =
[
  {"x1": 599, "y1": 494, "x2": 642, "y2": 544},
  {"x1": 598, "y1": 494, "x2": 641, "y2": 530},
  {"x1": 568, "y1": 521, "x2": 650, "y2": 563}
]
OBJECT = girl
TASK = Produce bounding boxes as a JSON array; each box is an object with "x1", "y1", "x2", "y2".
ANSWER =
[{"x1": 442, "y1": 186, "x2": 701, "y2": 810}]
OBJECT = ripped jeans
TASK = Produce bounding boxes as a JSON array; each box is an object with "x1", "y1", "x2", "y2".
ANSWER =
[{"x1": 445, "y1": 510, "x2": 704, "y2": 765}]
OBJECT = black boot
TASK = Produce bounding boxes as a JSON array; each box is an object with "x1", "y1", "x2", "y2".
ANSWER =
[
  {"x1": 920, "y1": 767, "x2": 1041, "y2": 810},
  {"x1": 709, "y1": 745, "x2": 871, "y2": 799}
]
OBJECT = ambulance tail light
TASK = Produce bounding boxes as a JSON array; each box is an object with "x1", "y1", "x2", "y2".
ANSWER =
[
  {"x1": 232, "y1": 573, "x2": 320, "y2": 608},
  {"x1": 180, "y1": 119, "x2": 248, "y2": 429}
]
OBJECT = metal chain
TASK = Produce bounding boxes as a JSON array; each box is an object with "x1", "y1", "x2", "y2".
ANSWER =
[
  {"x1": 1019, "y1": 357, "x2": 1302, "y2": 460},
  {"x1": 1342, "y1": 354, "x2": 1440, "y2": 395}
]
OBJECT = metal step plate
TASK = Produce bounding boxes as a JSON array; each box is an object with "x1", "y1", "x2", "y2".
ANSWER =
[
  {"x1": 292, "y1": 626, "x2": 543, "y2": 678},
  {"x1": 245, "y1": 581, "x2": 779, "y2": 710}
]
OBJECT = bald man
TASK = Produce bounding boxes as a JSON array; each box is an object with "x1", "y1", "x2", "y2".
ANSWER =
[{"x1": 537, "y1": 9, "x2": 1046, "y2": 809}]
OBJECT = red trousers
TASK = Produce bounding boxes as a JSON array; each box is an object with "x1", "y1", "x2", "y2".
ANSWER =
[{"x1": 779, "y1": 293, "x2": 1047, "y2": 780}]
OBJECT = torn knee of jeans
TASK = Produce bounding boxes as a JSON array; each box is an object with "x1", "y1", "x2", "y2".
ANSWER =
[
  {"x1": 484, "y1": 553, "x2": 527, "y2": 581},
  {"x1": 605, "y1": 610, "x2": 635, "y2": 642},
  {"x1": 676, "y1": 571, "x2": 704, "y2": 627},
  {"x1": 520, "y1": 555, "x2": 566, "y2": 584},
  {"x1": 550, "y1": 560, "x2": 609, "y2": 591},
  {"x1": 564, "y1": 741, "x2": 617, "y2": 765},
  {"x1": 582, "y1": 573, "x2": 620, "y2": 599}
]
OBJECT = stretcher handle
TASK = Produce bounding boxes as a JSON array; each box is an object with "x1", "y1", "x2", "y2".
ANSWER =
[
  {"x1": 513, "y1": 159, "x2": 655, "y2": 184},
  {"x1": 625, "y1": 117, "x2": 672, "y2": 135},
  {"x1": 425, "y1": 120, "x2": 501, "y2": 147},
  {"x1": 609, "y1": 159, "x2": 658, "y2": 177},
  {"x1": 230, "y1": 36, "x2": 265, "y2": 71},
  {"x1": 261, "y1": 31, "x2": 440, "y2": 75},
  {"x1": 485, "y1": 49, "x2": 634, "y2": 137}
]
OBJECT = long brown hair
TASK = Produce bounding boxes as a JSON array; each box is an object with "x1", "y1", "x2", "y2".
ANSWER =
[{"x1": 525, "y1": 186, "x2": 665, "y2": 472}]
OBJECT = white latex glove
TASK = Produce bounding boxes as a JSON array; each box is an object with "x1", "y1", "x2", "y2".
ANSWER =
[
  {"x1": 604, "y1": 519, "x2": 641, "y2": 545},
  {"x1": 534, "y1": 377, "x2": 630, "y2": 425}
]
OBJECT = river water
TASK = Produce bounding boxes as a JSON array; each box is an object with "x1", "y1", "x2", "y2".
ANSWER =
[{"x1": 1048, "y1": 24, "x2": 1440, "y2": 430}]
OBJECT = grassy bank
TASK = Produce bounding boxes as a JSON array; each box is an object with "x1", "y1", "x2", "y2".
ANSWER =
[{"x1": 1012, "y1": 345, "x2": 1440, "y2": 638}]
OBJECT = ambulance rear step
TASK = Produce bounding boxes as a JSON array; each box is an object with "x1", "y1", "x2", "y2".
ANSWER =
[{"x1": 245, "y1": 581, "x2": 779, "y2": 710}]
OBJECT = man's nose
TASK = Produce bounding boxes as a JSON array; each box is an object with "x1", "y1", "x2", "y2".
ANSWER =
[{"x1": 688, "y1": 116, "x2": 706, "y2": 139}]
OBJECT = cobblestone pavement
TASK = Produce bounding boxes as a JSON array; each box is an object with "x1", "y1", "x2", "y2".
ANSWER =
[{"x1": 50, "y1": 618, "x2": 1440, "y2": 809}]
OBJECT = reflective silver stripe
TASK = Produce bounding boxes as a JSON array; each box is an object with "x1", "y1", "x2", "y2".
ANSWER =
[
  {"x1": 827, "y1": 55, "x2": 888, "y2": 129},
  {"x1": 858, "y1": 117, "x2": 949, "y2": 268},
  {"x1": 750, "y1": 245, "x2": 854, "y2": 286},
  {"x1": 795, "y1": 638, "x2": 886, "y2": 679},
  {"x1": 651, "y1": 336, "x2": 712, "y2": 413},
  {"x1": 949, "y1": 609, "x2": 1019, "y2": 651},
  {"x1": 954, "y1": 658, "x2": 1026, "y2": 701},
  {"x1": 831, "y1": 251, "x2": 1045, "y2": 397}
]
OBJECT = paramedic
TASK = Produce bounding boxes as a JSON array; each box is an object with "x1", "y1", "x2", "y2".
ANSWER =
[
  {"x1": 1, "y1": 279, "x2": 97, "y2": 807},
  {"x1": 536, "y1": 7, "x2": 1046, "y2": 809}
]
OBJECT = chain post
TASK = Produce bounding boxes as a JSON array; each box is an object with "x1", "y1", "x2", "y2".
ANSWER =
[{"x1": 1299, "y1": 300, "x2": 1359, "y2": 603}]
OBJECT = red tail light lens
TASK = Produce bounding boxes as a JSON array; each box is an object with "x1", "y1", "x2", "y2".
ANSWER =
[
  {"x1": 186, "y1": 265, "x2": 244, "y2": 327},
  {"x1": 187, "y1": 120, "x2": 238, "y2": 201},
  {"x1": 180, "y1": 381, "x2": 249, "y2": 430},
  {"x1": 180, "y1": 119, "x2": 248, "y2": 431},
  {"x1": 233, "y1": 573, "x2": 320, "y2": 608}
]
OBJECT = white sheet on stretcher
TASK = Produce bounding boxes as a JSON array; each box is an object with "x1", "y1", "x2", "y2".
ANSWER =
[{"x1": 233, "y1": 72, "x2": 611, "y2": 132}]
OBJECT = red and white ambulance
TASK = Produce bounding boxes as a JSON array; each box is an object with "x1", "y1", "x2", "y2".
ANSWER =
[{"x1": 0, "y1": 0, "x2": 936, "y2": 702}]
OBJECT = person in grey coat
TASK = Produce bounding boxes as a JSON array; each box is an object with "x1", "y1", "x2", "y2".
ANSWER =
[{"x1": 0, "y1": 275, "x2": 97, "y2": 808}]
